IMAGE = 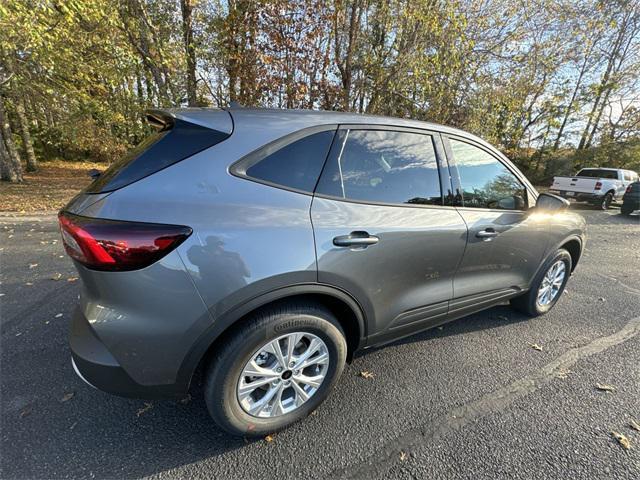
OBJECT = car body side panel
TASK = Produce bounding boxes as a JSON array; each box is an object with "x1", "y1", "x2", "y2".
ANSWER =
[
  {"x1": 74, "y1": 250, "x2": 212, "y2": 386},
  {"x1": 312, "y1": 197, "x2": 468, "y2": 341},
  {"x1": 452, "y1": 209, "x2": 549, "y2": 297}
]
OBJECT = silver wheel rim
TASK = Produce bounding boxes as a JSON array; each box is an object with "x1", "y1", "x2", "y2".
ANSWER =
[
  {"x1": 237, "y1": 332, "x2": 330, "y2": 418},
  {"x1": 537, "y1": 260, "x2": 566, "y2": 307}
]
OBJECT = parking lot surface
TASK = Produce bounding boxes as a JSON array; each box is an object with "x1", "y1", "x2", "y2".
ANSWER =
[{"x1": 1, "y1": 206, "x2": 639, "y2": 479}]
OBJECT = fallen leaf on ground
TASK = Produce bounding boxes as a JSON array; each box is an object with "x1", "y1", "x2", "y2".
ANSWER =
[
  {"x1": 54, "y1": 313, "x2": 63, "y2": 318},
  {"x1": 611, "y1": 431, "x2": 631, "y2": 450},
  {"x1": 51, "y1": 273, "x2": 62, "y2": 281},
  {"x1": 629, "y1": 420, "x2": 640, "y2": 432},
  {"x1": 19, "y1": 407, "x2": 32, "y2": 418},
  {"x1": 359, "y1": 371, "x2": 375, "y2": 379},
  {"x1": 595, "y1": 383, "x2": 615, "y2": 392},
  {"x1": 529, "y1": 343, "x2": 543, "y2": 351},
  {"x1": 399, "y1": 451, "x2": 408, "y2": 461},
  {"x1": 136, "y1": 402, "x2": 153, "y2": 417},
  {"x1": 61, "y1": 392, "x2": 75, "y2": 402},
  {"x1": 67, "y1": 277, "x2": 78, "y2": 282},
  {"x1": 556, "y1": 368, "x2": 571, "y2": 379},
  {"x1": 265, "y1": 435, "x2": 274, "y2": 442},
  {"x1": 29, "y1": 263, "x2": 38, "y2": 269}
]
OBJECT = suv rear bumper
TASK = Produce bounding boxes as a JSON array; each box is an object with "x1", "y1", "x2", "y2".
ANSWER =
[{"x1": 70, "y1": 307, "x2": 186, "y2": 399}]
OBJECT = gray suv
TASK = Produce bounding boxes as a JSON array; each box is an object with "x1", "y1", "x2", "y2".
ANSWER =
[{"x1": 60, "y1": 108, "x2": 586, "y2": 436}]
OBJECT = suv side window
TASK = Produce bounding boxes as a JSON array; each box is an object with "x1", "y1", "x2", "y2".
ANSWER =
[
  {"x1": 240, "y1": 129, "x2": 335, "y2": 193},
  {"x1": 449, "y1": 138, "x2": 527, "y2": 210},
  {"x1": 315, "y1": 129, "x2": 442, "y2": 206}
]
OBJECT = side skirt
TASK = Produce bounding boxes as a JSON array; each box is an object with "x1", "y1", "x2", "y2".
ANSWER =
[{"x1": 364, "y1": 287, "x2": 523, "y2": 349}]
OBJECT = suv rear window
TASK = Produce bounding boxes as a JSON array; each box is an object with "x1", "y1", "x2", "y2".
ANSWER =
[
  {"x1": 233, "y1": 128, "x2": 336, "y2": 193},
  {"x1": 86, "y1": 119, "x2": 229, "y2": 193},
  {"x1": 576, "y1": 169, "x2": 618, "y2": 179}
]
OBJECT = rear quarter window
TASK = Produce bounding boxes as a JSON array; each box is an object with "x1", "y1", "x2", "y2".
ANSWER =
[{"x1": 232, "y1": 128, "x2": 336, "y2": 193}]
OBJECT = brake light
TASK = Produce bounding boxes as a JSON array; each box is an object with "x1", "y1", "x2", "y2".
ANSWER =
[
  {"x1": 594, "y1": 181, "x2": 602, "y2": 190},
  {"x1": 58, "y1": 212, "x2": 192, "y2": 271}
]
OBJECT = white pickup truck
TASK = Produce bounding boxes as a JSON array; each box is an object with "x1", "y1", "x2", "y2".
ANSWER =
[{"x1": 550, "y1": 167, "x2": 639, "y2": 209}]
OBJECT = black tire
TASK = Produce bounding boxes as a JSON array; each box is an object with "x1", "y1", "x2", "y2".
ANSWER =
[
  {"x1": 600, "y1": 192, "x2": 613, "y2": 210},
  {"x1": 510, "y1": 249, "x2": 572, "y2": 317},
  {"x1": 620, "y1": 204, "x2": 634, "y2": 216},
  {"x1": 204, "y1": 302, "x2": 347, "y2": 437}
]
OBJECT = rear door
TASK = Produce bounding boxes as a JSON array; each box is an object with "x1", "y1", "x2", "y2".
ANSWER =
[
  {"x1": 311, "y1": 126, "x2": 468, "y2": 344},
  {"x1": 443, "y1": 135, "x2": 548, "y2": 315}
]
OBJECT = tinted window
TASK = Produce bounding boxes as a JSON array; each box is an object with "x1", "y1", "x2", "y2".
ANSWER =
[
  {"x1": 450, "y1": 139, "x2": 527, "y2": 210},
  {"x1": 316, "y1": 130, "x2": 441, "y2": 205},
  {"x1": 244, "y1": 130, "x2": 335, "y2": 192},
  {"x1": 576, "y1": 169, "x2": 618, "y2": 179},
  {"x1": 87, "y1": 120, "x2": 229, "y2": 193}
]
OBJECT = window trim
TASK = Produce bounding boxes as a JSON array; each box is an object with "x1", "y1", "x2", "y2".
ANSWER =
[
  {"x1": 312, "y1": 124, "x2": 448, "y2": 209},
  {"x1": 229, "y1": 124, "x2": 339, "y2": 196},
  {"x1": 442, "y1": 134, "x2": 537, "y2": 212}
]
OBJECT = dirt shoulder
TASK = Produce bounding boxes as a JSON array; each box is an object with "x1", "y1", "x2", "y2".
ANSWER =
[{"x1": 0, "y1": 160, "x2": 103, "y2": 214}]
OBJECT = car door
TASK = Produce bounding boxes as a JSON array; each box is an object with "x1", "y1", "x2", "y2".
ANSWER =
[
  {"x1": 311, "y1": 126, "x2": 468, "y2": 345},
  {"x1": 442, "y1": 135, "x2": 549, "y2": 315}
]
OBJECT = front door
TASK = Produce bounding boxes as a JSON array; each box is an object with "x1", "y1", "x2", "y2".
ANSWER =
[
  {"x1": 443, "y1": 136, "x2": 549, "y2": 313},
  {"x1": 311, "y1": 127, "x2": 467, "y2": 344}
]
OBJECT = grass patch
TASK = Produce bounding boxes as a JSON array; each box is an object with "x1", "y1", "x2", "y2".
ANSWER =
[{"x1": 0, "y1": 160, "x2": 104, "y2": 213}]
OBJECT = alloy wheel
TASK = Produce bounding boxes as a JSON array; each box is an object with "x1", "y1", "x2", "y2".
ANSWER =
[
  {"x1": 237, "y1": 332, "x2": 330, "y2": 418},
  {"x1": 536, "y1": 260, "x2": 566, "y2": 307}
]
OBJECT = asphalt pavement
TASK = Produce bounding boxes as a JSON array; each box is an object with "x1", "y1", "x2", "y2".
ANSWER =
[{"x1": 1, "y1": 206, "x2": 639, "y2": 479}]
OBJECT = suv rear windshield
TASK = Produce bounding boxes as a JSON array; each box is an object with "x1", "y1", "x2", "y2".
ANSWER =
[
  {"x1": 86, "y1": 119, "x2": 229, "y2": 193},
  {"x1": 576, "y1": 169, "x2": 618, "y2": 179}
]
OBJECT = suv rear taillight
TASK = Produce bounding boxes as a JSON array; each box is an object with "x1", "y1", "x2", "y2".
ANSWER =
[
  {"x1": 58, "y1": 212, "x2": 192, "y2": 271},
  {"x1": 594, "y1": 181, "x2": 602, "y2": 190}
]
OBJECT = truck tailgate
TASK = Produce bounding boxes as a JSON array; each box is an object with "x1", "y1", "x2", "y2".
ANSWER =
[{"x1": 551, "y1": 176, "x2": 599, "y2": 194}]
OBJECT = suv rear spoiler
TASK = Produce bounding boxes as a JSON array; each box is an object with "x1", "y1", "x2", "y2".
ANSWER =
[{"x1": 146, "y1": 108, "x2": 233, "y2": 135}]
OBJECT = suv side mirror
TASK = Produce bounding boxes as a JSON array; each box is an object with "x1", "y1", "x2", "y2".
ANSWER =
[{"x1": 535, "y1": 192, "x2": 569, "y2": 212}]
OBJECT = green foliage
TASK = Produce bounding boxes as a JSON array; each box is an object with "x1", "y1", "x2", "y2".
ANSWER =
[{"x1": 0, "y1": 0, "x2": 638, "y2": 176}]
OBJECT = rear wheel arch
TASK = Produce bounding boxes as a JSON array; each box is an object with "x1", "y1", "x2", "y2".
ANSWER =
[{"x1": 180, "y1": 285, "x2": 366, "y2": 393}]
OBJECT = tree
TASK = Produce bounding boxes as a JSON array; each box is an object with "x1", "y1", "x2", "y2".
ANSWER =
[
  {"x1": 181, "y1": 0, "x2": 198, "y2": 106},
  {"x1": 0, "y1": 95, "x2": 24, "y2": 182}
]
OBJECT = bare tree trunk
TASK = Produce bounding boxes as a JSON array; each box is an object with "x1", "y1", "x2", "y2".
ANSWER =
[
  {"x1": 333, "y1": 1, "x2": 364, "y2": 111},
  {"x1": 552, "y1": 47, "x2": 592, "y2": 151},
  {"x1": 14, "y1": 95, "x2": 37, "y2": 172},
  {"x1": 577, "y1": 10, "x2": 634, "y2": 149},
  {"x1": 0, "y1": 96, "x2": 24, "y2": 182},
  {"x1": 181, "y1": 0, "x2": 197, "y2": 106}
]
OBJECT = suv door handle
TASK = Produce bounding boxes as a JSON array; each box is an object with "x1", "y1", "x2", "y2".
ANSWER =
[
  {"x1": 476, "y1": 228, "x2": 498, "y2": 239},
  {"x1": 333, "y1": 231, "x2": 379, "y2": 247}
]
